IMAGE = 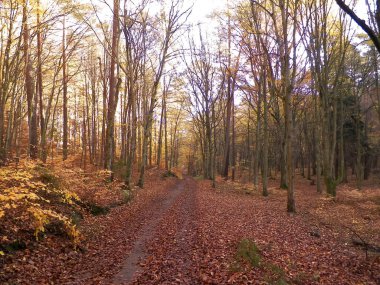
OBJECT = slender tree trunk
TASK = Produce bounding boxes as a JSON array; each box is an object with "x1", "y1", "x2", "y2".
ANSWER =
[
  {"x1": 125, "y1": 88, "x2": 137, "y2": 188},
  {"x1": 157, "y1": 90, "x2": 166, "y2": 168},
  {"x1": 23, "y1": 0, "x2": 38, "y2": 160},
  {"x1": 164, "y1": 99, "x2": 169, "y2": 171},
  {"x1": 231, "y1": 89, "x2": 236, "y2": 181},
  {"x1": 223, "y1": 83, "x2": 231, "y2": 179},
  {"x1": 121, "y1": 78, "x2": 127, "y2": 162},
  {"x1": 284, "y1": 95, "x2": 295, "y2": 212},
  {"x1": 356, "y1": 97, "x2": 363, "y2": 189},
  {"x1": 338, "y1": 93, "x2": 346, "y2": 182},
  {"x1": 281, "y1": 0, "x2": 295, "y2": 213},
  {"x1": 105, "y1": 0, "x2": 120, "y2": 173},
  {"x1": 82, "y1": 106, "x2": 87, "y2": 170},
  {"x1": 212, "y1": 103, "x2": 216, "y2": 188},
  {"x1": 91, "y1": 64, "x2": 97, "y2": 164},
  {"x1": 100, "y1": 56, "x2": 107, "y2": 166},
  {"x1": 36, "y1": 0, "x2": 46, "y2": 163},
  {"x1": 262, "y1": 71, "x2": 269, "y2": 197},
  {"x1": 62, "y1": 16, "x2": 68, "y2": 161},
  {"x1": 253, "y1": 92, "x2": 261, "y2": 189},
  {"x1": 85, "y1": 80, "x2": 93, "y2": 163}
]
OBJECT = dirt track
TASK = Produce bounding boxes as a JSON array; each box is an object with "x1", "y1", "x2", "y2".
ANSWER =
[{"x1": 113, "y1": 178, "x2": 198, "y2": 284}]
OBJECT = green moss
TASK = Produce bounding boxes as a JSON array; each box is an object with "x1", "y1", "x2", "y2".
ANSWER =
[
  {"x1": 235, "y1": 238, "x2": 261, "y2": 268},
  {"x1": 122, "y1": 189, "x2": 133, "y2": 203},
  {"x1": 34, "y1": 164, "x2": 61, "y2": 189},
  {"x1": 88, "y1": 204, "x2": 109, "y2": 216},
  {"x1": 231, "y1": 239, "x2": 291, "y2": 285},
  {"x1": 0, "y1": 240, "x2": 27, "y2": 253},
  {"x1": 280, "y1": 183, "x2": 288, "y2": 190},
  {"x1": 162, "y1": 170, "x2": 177, "y2": 178},
  {"x1": 70, "y1": 211, "x2": 83, "y2": 226},
  {"x1": 325, "y1": 177, "x2": 337, "y2": 197}
]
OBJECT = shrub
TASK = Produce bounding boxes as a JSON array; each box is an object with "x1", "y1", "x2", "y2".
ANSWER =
[{"x1": 0, "y1": 161, "x2": 82, "y2": 250}]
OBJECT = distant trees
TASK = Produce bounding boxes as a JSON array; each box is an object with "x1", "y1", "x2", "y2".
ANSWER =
[
  {"x1": 179, "y1": 0, "x2": 379, "y2": 212},
  {"x1": 184, "y1": 30, "x2": 223, "y2": 181},
  {"x1": 0, "y1": 0, "x2": 379, "y2": 212},
  {"x1": 233, "y1": 0, "x2": 302, "y2": 211},
  {"x1": 137, "y1": 0, "x2": 190, "y2": 188},
  {"x1": 303, "y1": 0, "x2": 352, "y2": 196}
]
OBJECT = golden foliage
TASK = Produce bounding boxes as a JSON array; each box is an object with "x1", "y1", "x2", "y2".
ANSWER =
[{"x1": 0, "y1": 161, "x2": 82, "y2": 247}]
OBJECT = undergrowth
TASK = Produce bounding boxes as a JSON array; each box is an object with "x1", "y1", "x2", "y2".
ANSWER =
[
  {"x1": 0, "y1": 161, "x2": 82, "y2": 254},
  {"x1": 234, "y1": 238, "x2": 262, "y2": 268},
  {"x1": 231, "y1": 238, "x2": 291, "y2": 285}
]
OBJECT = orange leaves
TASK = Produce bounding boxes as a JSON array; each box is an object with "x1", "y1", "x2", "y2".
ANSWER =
[
  {"x1": 1, "y1": 168, "x2": 379, "y2": 284},
  {"x1": 0, "y1": 161, "x2": 82, "y2": 248}
]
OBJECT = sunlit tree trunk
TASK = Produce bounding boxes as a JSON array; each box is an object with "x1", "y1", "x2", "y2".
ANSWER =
[
  {"x1": 62, "y1": 16, "x2": 68, "y2": 161},
  {"x1": 23, "y1": 0, "x2": 38, "y2": 160},
  {"x1": 104, "y1": 0, "x2": 120, "y2": 173},
  {"x1": 36, "y1": 0, "x2": 47, "y2": 163}
]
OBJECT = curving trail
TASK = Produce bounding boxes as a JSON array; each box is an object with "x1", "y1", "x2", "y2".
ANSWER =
[{"x1": 112, "y1": 180, "x2": 194, "y2": 284}]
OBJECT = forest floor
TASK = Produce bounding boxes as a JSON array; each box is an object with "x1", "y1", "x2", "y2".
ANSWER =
[{"x1": 1, "y1": 161, "x2": 380, "y2": 284}]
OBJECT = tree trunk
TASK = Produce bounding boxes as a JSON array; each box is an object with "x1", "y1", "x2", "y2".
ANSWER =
[
  {"x1": 262, "y1": 71, "x2": 269, "y2": 197},
  {"x1": 254, "y1": 93, "x2": 261, "y2": 189},
  {"x1": 157, "y1": 89, "x2": 166, "y2": 168},
  {"x1": 23, "y1": 0, "x2": 38, "y2": 160},
  {"x1": 105, "y1": 0, "x2": 120, "y2": 173},
  {"x1": 62, "y1": 16, "x2": 68, "y2": 161},
  {"x1": 37, "y1": 0, "x2": 46, "y2": 163}
]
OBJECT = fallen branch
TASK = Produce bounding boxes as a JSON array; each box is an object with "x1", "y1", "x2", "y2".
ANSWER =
[{"x1": 344, "y1": 225, "x2": 380, "y2": 260}]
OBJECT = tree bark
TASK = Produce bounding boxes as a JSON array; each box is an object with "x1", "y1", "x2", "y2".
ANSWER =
[
  {"x1": 36, "y1": 0, "x2": 46, "y2": 163},
  {"x1": 62, "y1": 16, "x2": 68, "y2": 161},
  {"x1": 262, "y1": 70, "x2": 269, "y2": 197},
  {"x1": 105, "y1": 0, "x2": 120, "y2": 172},
  {"x1": 23, "y1": 0, "x2": 38, "y2": 160}
]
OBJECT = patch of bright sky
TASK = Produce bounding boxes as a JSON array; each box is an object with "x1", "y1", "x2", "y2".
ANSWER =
[
  {"x1": 189, "y1": 0, "x2": 227, "y2": 25},
  {"x1": 351, "y1": 0, "x2": 371, "y2": 18},
  {"x1": 334, "y1": 0, "x2": 375, "y2": 49},
  {"x1": 70, "y1": 0, "x2": 229, "y2": 32}
]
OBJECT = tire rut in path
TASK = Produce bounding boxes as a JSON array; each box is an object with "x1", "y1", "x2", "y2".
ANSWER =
[
  {"x1": 160, "y1": 177, "x2": 199, "y2": 283},
  {"x1": 112, "y1": 180, "x2": 184, "y2": 284},
  {"x1": 132, "y1": 177, "x2": 200, "y2": 284}
]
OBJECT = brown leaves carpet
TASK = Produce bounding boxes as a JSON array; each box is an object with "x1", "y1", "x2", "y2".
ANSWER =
[{"x1": 1, "y1": 172, "x2": 379, "y2": 284}]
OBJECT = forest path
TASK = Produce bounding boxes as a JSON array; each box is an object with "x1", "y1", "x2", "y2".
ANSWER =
[
  {"x1": 112, "y1": 177, "x2": 199, "y2": 284},
  {"x1": 3, "y1": 171, "x2": 379, "y2": 285}
]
